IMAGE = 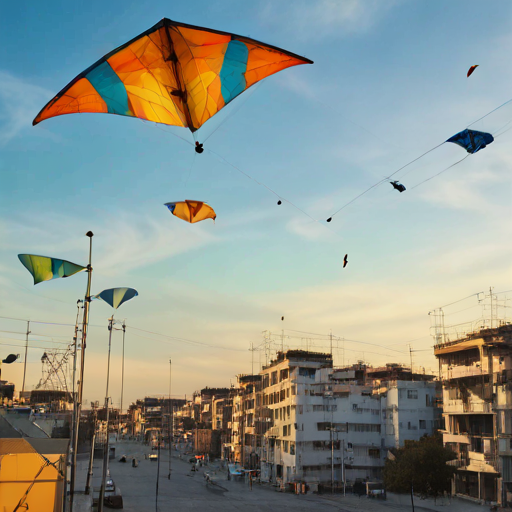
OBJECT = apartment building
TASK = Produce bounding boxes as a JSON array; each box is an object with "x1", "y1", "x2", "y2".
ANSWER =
[
  {"x1": 259, "y1": 351, "x2": 439, "y2": 491},
  {"x1": 434, "y1": 323, "x2": 512, "y2": 507}
]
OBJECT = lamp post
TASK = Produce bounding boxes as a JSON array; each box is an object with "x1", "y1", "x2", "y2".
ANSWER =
[
  {"x1": 18, "y1": 231, "x2": 94, "y2": 512},
  {"x1": 168, "y1": 358, "x2": 172, "y2": 480},
  {"x1": 92, "y1": 288, "x2": 138, "y2": 512},
  {"x1": 99, "y1": 316, "x2": 114, "y2": 512},
  {"x1": 119, "y1": 321, "x2": 126, "y2": 437}
]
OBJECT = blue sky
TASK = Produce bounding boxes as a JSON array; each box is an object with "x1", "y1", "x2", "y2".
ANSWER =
[{"x1": 0, "y1": 0, "x2": 511, "y2": 408}]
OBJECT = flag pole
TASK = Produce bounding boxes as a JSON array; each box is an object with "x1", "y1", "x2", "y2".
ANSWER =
[{"x1": 70, "y1": 231, "x2": 93, "y2": 509}]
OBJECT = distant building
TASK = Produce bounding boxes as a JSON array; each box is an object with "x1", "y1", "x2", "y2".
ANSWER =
[{"x1": 435, "y1": 323, "x2": 512, "y2": 507}]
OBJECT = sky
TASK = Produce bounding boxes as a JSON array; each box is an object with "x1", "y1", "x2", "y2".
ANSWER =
[{"x1": 0, "y1": 0, "x2": 511, "y2": 409}]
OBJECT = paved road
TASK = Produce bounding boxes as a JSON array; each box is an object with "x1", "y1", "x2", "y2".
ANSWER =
[{"x1": 81, "y1": 441, "x2": 489, "y2": 512}]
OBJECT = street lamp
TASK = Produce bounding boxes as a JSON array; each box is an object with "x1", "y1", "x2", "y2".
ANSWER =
[
  {"x1": 18, "y1": 232, "x2": 93, "y2": 509},
  {"x1": 92, "y1": 288, "x2": 138, "y2": 512}
]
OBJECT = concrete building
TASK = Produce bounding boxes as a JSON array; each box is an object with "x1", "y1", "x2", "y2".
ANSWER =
[
  {"x1": 259, "y1": 351, "x2": 440, "y2": 491},
  {"x1": 435, "y1": 323, "x2": 512, "y2": 507}
]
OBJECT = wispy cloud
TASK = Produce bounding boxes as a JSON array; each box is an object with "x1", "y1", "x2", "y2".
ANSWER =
[
  {"x1": 415, "y1": 151, "x2": 512, "y2": 215},
  {"x1": 259, "y1": 0, "x2": 401, "y2": 40},
  {"x1": 0, "y1": 70, "x2": 52, "y2": 144},
  {"x1": 0, "y1": 209, "x2": 219, "y2": 277}
]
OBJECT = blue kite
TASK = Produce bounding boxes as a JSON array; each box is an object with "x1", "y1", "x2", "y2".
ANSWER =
[{"x1": 446, "y1": 129, "x2": 494, "y2": 154}]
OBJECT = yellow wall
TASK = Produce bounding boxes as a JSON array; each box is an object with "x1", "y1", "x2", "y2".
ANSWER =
[{"x1": 0, "y1": 452, "x2": 64, "y2": 512}]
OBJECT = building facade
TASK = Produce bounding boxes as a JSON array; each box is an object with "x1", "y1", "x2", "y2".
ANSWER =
[{"x1": 435, "y1": 323, "x2": 512, "y2": 507}]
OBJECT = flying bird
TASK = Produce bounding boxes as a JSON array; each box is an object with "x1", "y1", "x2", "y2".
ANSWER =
[
  {"x1": 467, "y1": 65, "x2": 479, "y2": 77},
  {"x1": 343, "y1": 254, "x2": 348, "y2": 268},
  {"x1": 281, "y1": 316, "x2": 284, "y2": 321}
]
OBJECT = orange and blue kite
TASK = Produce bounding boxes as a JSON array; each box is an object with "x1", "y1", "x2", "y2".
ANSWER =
[
  {"x1": 33, "y1": 18, "x2": 313, "y2": 135},
  {"x1": 165, "y1": 200, "x2": 216, "y2": 224}
]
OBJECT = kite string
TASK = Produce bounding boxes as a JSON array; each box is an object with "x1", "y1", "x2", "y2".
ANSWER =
[
  {"x1": 206, "y1": 148, "x2": 316, "y2": 223},
  {"x1": 328, "y1": 141, "x2": 446, "y2": 219},
  {"x1": 410, "y1": 154, "x2": 470, "y2": 190},
  {"x1": 202, "y1": 82, "x2": 263, "y2": 144},
  {"x1": 206, "y1": 148, "x2": 344, "y2": 239},
  {"x1": 467, "y1": 98, "x2": 512, "y2": 128}
]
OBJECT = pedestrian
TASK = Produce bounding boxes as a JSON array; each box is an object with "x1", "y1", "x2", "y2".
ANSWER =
[{"x1": 249, "y1": 472, "x2": 253, "y2": 491}]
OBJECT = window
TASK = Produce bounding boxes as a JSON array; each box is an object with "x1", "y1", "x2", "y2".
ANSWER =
[
  {"x1": 287, "y1": 406, "x2": 291, "y2": 419},
  {"x1": 271, "y1": 371, "x2": 278, "y2": 385},
  {"x1": 369, "y1": 449, "x2": 380, "y2": 459},
  {"x1": 348, "y1": 423, "x2": 381, "y2": 433},
  {"x1": 275, "y1": 410, "x2": 279, "y2": 420},
  {"x1": 283, "y1": 425, "x2": 287, "y2": 436},
  {"x1": 407, "y1": 389, "x2": 418, "y2": 399},
  {"x1": 419, "y1": 420, "x2": 426, "y2": 429},
  {"x1": 283, "y1": 441, "x2": 289, "y2": 453},
  {"x1": 291, "y1": 385, "x2": 296, "y2": 395},
  {"x1": 290, "y1": 442, "x2": 295, "y2": 455},
  {"x1": 352, "y1": 404, "x2": 358, "y2": 410},
  {"x1": 297, "y1": 405, "x2": 303, "y2": 415}
]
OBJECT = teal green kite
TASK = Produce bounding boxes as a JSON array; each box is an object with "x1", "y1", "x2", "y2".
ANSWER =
[
  {"x1": 93, "y1": 288, "x2": 138, "y2": 309},
  {"x1": 18, "y1": 254, "x2": 86, "y2": 285}
]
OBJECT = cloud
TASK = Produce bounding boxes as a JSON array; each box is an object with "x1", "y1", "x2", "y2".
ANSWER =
[
  {"x1": 0, "y1": 70, "x2": 52, "y2": 144},
  {"x1": 415, "y1": 151, "x2": 512, "y2": 215},
  {"x1": 0, "y1": 209, "x2": 219, "y2": 278},
  {"x1": 259, "y1": 0, "x2": 401, "y2": 39}
]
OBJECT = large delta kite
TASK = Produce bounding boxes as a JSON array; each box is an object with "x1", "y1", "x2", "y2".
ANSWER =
[{"x1": 33, "y1": 18, "x2": 313, "y2": 134}]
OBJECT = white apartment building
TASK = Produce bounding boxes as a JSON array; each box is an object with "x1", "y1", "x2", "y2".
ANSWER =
[{"x1": 260, "y1": 351, "x2": 440, "y2": 491}]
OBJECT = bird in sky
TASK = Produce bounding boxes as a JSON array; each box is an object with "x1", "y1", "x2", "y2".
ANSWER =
[{"x1": 343, "y1": 254, "x2": 348, "y2": 268}]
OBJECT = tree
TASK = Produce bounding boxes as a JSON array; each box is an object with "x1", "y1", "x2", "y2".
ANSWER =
[{"x1": 383, "y1": 433, "x2": 457, "y2": 511}]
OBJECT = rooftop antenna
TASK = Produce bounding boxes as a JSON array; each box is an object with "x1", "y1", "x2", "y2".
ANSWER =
[{"x1": 281, "y1": 316, "x2": 284, "y2": 354}]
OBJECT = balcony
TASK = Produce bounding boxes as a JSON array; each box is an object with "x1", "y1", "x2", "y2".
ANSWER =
[
  {"x1": 441, "y1": 365, "x2": 487, "y2": 381},
  {"x1": 443, "y1": 433, "x2": 470, "y2": 444},
  {"x1": 443, "y1": 400, "x2": 493, "y2": 414}
]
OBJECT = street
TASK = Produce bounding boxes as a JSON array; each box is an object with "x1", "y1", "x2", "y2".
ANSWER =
[{"x1": 75, "y1": 441, "x2": 486, "y2": 512}]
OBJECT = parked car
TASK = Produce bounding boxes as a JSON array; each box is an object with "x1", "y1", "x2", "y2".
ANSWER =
[{"x1": 149, "y1": 453, "x2": 158, "y2": 461}]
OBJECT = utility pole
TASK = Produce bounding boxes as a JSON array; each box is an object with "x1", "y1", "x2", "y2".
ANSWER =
[
  {"x1": 21, "y1": 321, "x2": 31, "y2": 398},
  {"x1": 68, "y1": 301, "x2": 82, "y2": 505},
  {"x1": 70, "y1": 231, "x2": 93, "y2": 511},
  {"x1": 85, "y1": 407, "x2": 97, "y2": 495},
  {"x1": 99, "y1": 316, "x2": 114, "y2": 512},
  {"x1": 490, "y1": 286, "x2": 494, "y2": 328},
  {"x1": 330, "y1": 330, "x2": 333, "y2": 361},
  {"x1": 408, "y1": 344, "x2": 413, "y2": 378},
  {"x1": 342, "y1": 438, "x2": 346, "y2": 496},
  {"x1": 168, "y1": 358, "x2": 172, "y2": 480},
  {"x1": 119, "y1": 321, "x2": 126, "y2": 437}
]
